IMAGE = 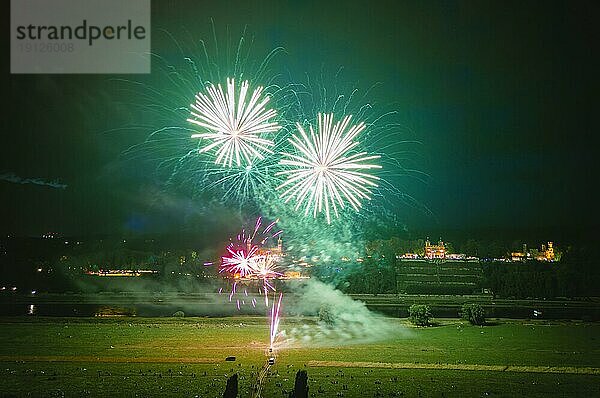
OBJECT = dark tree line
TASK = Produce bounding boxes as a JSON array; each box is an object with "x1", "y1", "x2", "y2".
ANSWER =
[
  {"x1": 339, "y1": 238, "x2": 398, "y2": 294},
  {"x1": 483, "y1": 246, "x2": 599, "y2": 298},
  {"x1": 341, "y1": 257, "x2": 397, "y2": 294}
]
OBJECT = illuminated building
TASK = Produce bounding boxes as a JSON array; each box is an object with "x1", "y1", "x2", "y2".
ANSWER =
[
  {"x1": 510, "y1": 252, "x2": 527, "y2": 262},
  {"x1": 248, "y1": 236, "x2": 284, "y2": 260},
  {"x1": 546, "y1": 242, "x2": 555, "y2": 261},
  {"x1": 86, "y1": 270, "x2": 158, "y2": 277},
  {"x1": 508, "y1": 242, "x2": 557, "y2": 262},
  {"x1": 398, "y1": 253, "x2": 420, "y2": 259},
  {"x1": 270, "y1": 236, "x2": 284, "y2": 256},
  {"x1": 446, "y1": 253, "x2": 466, "y2": 260},
  {"x1": 424, "y1": 238, "x2": 446, "y2": 259},
  {"x1": 534, "y1": 242, "x2": 556, "y2": 261}
]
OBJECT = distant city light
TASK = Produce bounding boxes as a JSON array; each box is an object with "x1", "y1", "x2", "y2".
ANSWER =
[{"x1": 85, "y1": 270, "x2": 158, "y2": 277}]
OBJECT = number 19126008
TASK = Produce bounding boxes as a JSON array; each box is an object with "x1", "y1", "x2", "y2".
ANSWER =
[{"x1": 18, "y1": 42, "x2": 75, "y2": 53}]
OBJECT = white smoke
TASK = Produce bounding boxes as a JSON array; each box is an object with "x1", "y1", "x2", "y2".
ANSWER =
[{"x1": 277, "y1": 280, "x2": 407, "y2": 347}]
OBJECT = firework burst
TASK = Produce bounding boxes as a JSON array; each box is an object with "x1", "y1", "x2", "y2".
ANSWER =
[
  {"x1": 252, "y1": 252, "x2": 281, "y2": 280},
  {"x1": 188, "y1": 78, "x2": 281, "y2": 167},
  {"x1": 219, "y1": 217, "x2": 283, "y2": 299},
  {"x1": 276, "y1": 113, "x2": 381, "y2": 224},
  {"x1": 221, "y1": 244, "x2": 259, "y2": 278}
]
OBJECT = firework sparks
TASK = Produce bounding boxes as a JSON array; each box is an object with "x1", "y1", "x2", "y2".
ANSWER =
[
  {"x1": 276, "y1": 113, "x2": 381, "y2": 224},
  {"x1": 252, "y1": 253, "x2": 282, "y2": 280},
  {"x1": 219, "y1": 217, "x2": 283, "y2": 305},
  {"x1": 221, "y1": 244, "x2": 258, "y2": 278},
  {"x1": 188, "y1": 78, "x2": 281, "y2": 167},
  {"x1": 216, "y1": 218, "x2": 286, "y2": 350},
  {"x1": 253, "y1": 253, "x2": 282, "y2": 306},
  {"x1": 220, "y1": 217, "x2": 281, "y2": 275},
  {"x1": 270, "y1": 292, "x2": 283, "y2": 347}
]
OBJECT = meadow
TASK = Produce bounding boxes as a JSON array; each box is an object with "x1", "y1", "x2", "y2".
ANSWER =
[{"x1": 0, "y1": 316, "x2": 599, "y2": 397}]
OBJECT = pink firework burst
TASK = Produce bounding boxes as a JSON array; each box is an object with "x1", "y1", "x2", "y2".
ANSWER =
[
  {"x1": 219, "y1": 216, "x2": 284, "y2": 308},
  {"x1": 220, "y1": 216, "x2": 282, "y2": 279}
]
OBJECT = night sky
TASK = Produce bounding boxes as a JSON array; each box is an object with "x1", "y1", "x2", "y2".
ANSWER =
[{"x1": 1, "y1": 0, "x2": 597, "y2": 240}]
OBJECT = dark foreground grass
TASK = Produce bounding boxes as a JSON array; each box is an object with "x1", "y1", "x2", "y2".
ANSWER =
[{"x1": 0, "y1": 317, "x2": 599, "y2": 397}]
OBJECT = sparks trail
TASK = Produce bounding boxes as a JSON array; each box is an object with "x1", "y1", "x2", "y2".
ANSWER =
[
  {"x1": 269, "y1": 292, "x2": 283, "y2": 348},
  {"x1": 216, "y1": 218, "x2": 285, "y2": 368}
]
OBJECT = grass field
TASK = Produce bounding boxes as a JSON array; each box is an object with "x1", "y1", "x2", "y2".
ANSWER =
[{"x1": 0, "y1": 316, "x2": 599, "y2": 397}]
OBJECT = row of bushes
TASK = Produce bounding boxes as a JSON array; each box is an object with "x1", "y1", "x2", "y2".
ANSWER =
[{"x1": 408, "y1": 303, "x2": 486, "y2": 326}]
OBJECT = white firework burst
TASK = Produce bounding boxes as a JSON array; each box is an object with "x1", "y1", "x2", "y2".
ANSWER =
[
  {"x1": 221, "y1": 245, "x2": 258, "y2": 278},
  {"x1": 276, "y1": 113, "x2": 381, "y2": 224},
  {"x1": 251, "y1": 253, "x2": 281, "y2": 280},
  {"x1": 188, "y1": 78, "x2": 281, "y2": 167}
]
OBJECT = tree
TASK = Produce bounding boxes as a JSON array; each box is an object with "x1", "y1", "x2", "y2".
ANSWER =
[
  {"x1": 461, "y1": 303, "x2": 485, "y2": 325},
  {"x1": 318, "y1": 304, "x2": 335, "y2": 326},
  {"x1": 408, "y1": 304, "x2": 432, "y2": 326},
  {"x1": 463, "y1": 239, "x2": 478, "y2": 257}
]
